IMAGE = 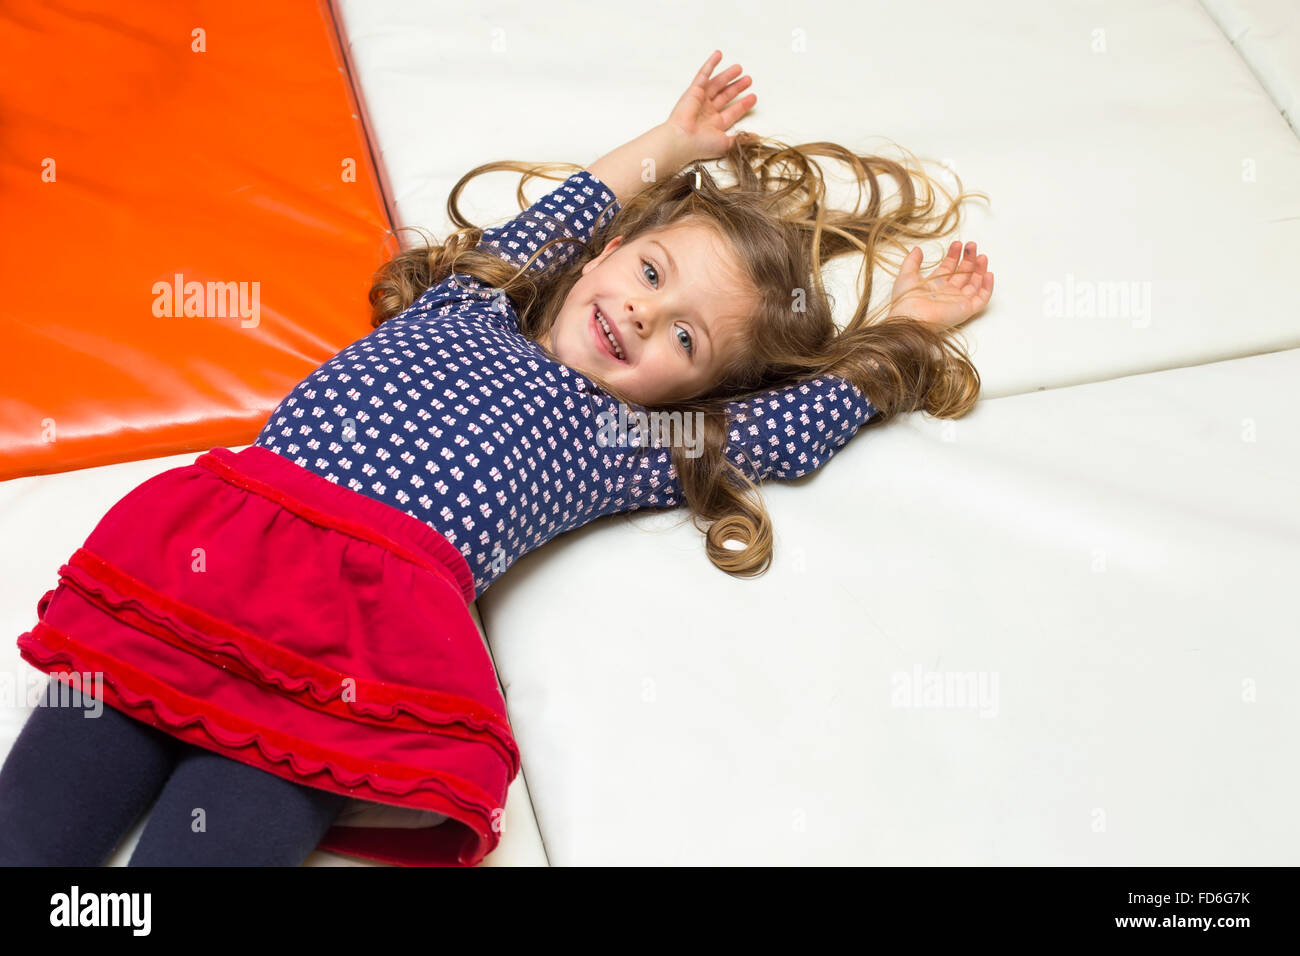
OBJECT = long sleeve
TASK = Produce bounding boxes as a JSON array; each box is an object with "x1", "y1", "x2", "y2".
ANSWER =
[
  {"x1": 722, "y1": 374, "x2": 877, "y2": 481},
  {"x1": 396, "y1": 169, "x2": 622, "y2": 332},
  {"x1": 618, "y1": 373, "x2": 879, "y2": 513},
  {"x1": 476, "y1": 169, "x2": 621, "y2": 276}
]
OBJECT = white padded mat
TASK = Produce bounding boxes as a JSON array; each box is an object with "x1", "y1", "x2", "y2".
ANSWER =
[
  {"x1": 1202, "y1": 0, "x2": 1300, "y2": 138},
  {"x1": 336, "y1": 0, "x2": 1300, "y2": 399},
  {"x1": 478, "y1": 347, "x2": 1300, "y2": 864}
]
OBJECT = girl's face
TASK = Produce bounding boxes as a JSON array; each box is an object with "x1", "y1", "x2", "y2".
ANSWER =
[{"x1": 538, "y1": 222, "x2": 755, "y2": 406}]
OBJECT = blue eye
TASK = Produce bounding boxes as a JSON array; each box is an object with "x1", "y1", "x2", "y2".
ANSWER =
[
  {"x1": 641, "y1": 257, "x2": 690, "y2": 356},
  {"x1": 675, "y1": 325, "x2": 693, "y2": 354}
]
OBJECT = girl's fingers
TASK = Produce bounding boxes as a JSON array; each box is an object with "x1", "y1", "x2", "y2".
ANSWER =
[
  {"x1": 932, "y1": 242, "x2": 960, "y2": 285},
  {"x1": 719, "y1": 93, "x2": 757, "y2": 127},
  {"x1": 711, "y1": 74, "x2": 752, "y2": 109},
  {"x1": 693, "y1": 50, "x2": 723, "y2": 87},
  {"x1": 704, "y1": 64, "x2": 742, "y2": 99},
  {"x1": 957, "y1": 242, "x2": 977, "y2": 278},
  {"x1": 941, "y1": 241, "x2": 961, "y2": 273},
  {"x1": 900, "y1": 246, "x2": 922, "y2": 277},
  {"x1": 697, "y1": 52, "x2": 745, "y2": 98}
]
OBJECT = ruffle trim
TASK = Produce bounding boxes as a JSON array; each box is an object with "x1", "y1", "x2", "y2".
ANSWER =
[
  {"x1": 54, "y1": 547, "x2": 521, "y2": 776},
  {"x1": 19, "y1": 632, "x2": 498, "y2": 867}
]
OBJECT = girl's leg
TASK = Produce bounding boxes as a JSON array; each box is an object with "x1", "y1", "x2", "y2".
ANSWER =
[
  {"x1": 127, "y1": 745, "x2": 348, "y2": 866},
  {"x1": 0, "y1": 676, "x2": 184, "y2": 866}
]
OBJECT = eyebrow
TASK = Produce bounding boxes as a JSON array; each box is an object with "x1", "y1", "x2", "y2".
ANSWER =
[{"x1": 649, "y1": 238, "x2": 714, "y2": 357}]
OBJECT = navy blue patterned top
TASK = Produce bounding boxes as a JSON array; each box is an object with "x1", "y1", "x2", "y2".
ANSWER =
[{"x1": 254, "y1": 169, "x2": 878, "y2": 599}]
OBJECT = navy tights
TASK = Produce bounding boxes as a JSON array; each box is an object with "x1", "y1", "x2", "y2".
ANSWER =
[{"x1": 0, "y1": 678, "x2": 348, "y2": 866}]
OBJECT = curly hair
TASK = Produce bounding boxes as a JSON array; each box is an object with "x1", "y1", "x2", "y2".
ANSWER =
[{"x1": 366, "y1": 135, "x2": 987, "y2": 577}]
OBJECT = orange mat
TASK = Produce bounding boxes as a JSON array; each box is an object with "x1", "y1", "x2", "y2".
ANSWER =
[{"x1": 0, "y1": 0, "x2": 394, "y2": 480}]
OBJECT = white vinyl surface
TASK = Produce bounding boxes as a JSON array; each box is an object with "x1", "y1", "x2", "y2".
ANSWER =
[
  {"x1": 1202, "y1": 0, "x2": 1300, "y2": 138},
  {"x1": 477, "y1": 348, "x2": 1300, "y2": 863}
]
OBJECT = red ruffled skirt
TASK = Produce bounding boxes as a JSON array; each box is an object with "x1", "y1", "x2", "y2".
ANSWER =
[{"x1": 16, "y1": 445, "x2": 519, "y2": 867}]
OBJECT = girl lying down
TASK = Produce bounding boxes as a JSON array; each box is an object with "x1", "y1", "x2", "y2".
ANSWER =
[{"x1": 1, "y1": 51, "x2": 993, "y2": 867}]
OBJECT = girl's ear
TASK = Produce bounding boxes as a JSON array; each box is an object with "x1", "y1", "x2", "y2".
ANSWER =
[{"x1": 583, "y1": 235, "x2": 624, "y2": 275}]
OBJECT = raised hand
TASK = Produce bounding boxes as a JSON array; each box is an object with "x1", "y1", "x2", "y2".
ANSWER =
[
  {"x1": 888, "y1": 241, "x2": 995, "y2": 330},
  {"x1": 664, "y1": 50, "x2": 759, "y2": 161}
]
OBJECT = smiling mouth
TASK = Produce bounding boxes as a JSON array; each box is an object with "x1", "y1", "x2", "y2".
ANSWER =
[{"x1": 593, "y1": 305, "x2": 626, "y2": 361}]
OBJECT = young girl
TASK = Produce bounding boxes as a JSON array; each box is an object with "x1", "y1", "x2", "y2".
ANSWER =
[{"x1": 0, "y1": 51, "x2": 992, "y2": 867}]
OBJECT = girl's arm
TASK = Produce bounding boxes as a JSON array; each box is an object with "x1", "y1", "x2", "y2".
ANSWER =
[
  {"x1": 475, "y1": 121, "x2": 692, "y2": 279},
  {"x1": 478, "y1": 50, "x2": 755, "y2": 277},
  {"x1": 589, "y1": 50, "x2": 757, "y2": 203},
  {"x1": 476, "y1": 169, "x2": 622, "y2": 276},
  {"x1": 586, "y1": 124, "x2": 696, "y2": 206},
  {"x1": 720, "y1": 374, "x2": 878, "y2": 481},
  {"x1": 622, "y1": 374, "x2": 877, "y2": 512}
]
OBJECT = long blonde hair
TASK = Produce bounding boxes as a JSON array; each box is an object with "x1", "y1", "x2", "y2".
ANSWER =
[{"x1": 368, "y1": 135, "x2": 987, "y2": 577}]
